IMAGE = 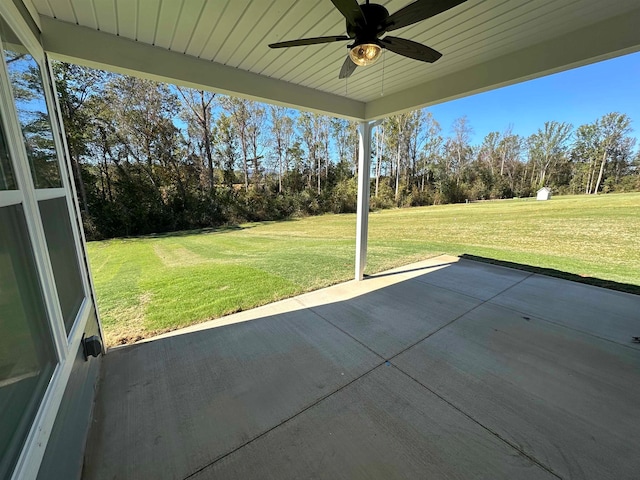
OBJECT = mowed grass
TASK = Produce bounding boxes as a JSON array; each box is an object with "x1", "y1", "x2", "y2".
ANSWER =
[{"x1": 87, "y1": 192, "x2": 640, "y2": 346}]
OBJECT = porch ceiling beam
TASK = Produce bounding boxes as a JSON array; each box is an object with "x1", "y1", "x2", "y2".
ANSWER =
[
  {"x1": 39, "y1": 16, "x2": 366, "y2": 121},
  {"x1": 365, "y1": 6, "x2": 640, "y2": 120}
]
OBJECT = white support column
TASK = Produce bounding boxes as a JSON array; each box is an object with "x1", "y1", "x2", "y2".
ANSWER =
[{"x1": 355, "y1": 121, "x2": 374, "y2": 281}]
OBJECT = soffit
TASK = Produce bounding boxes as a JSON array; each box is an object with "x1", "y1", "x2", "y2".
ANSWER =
[{"x1": 31, "y1": 0, "x2": 640, "y2": 120}]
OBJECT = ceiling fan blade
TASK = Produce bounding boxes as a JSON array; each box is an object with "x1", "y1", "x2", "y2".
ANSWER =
[
  {"x1": 269, "y1": 35, "x2": 350, "y2": 48},
  {"x1": 383, "y1": 0, "x2": 467, "y2": 32},
  {"x1": 339, "y1": 56, "x2": 358, "y2": 79},
  {"x1": 381, "y1": 36, "x2": 442, "y2": 63},
  {"x1": 331, "y1": 0, "x2": 366, "y2": 27}
]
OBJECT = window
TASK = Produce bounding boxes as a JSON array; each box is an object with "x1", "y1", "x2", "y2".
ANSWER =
[
  {"x1": 1, "y1": 17, "x2": 61, "y2": 189},
  {"x1": 0, "y1": 197, "x2": 57, "y2": 480},
  {"x1": 1, "y1": 16, "x2": 85, "y2": 335},
  {"x1": 38, "y1": 197, "x2": 85, "y2": 331}
]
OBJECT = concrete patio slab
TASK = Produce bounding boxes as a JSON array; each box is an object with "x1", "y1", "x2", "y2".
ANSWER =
[
  {"x1": 394, "y1": 302, "x2": 640, "y2": 480},
  {"x1": 490, "y1": 273, "x2": 640, "y2": 348},
  {"x1": 82, "y1": 256, "x2": 640, "y2": 480},
  {"x1": 83, "y1": 308, "x2": 381, "y2": 480},
  {"x1": 195, "y1": 365, "x2": 555, "y2": 480},
  {"x1": 297, "y1": 278, "x2": 482, "y2": 358}
]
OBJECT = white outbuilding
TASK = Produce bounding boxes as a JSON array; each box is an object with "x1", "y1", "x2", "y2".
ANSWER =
[{"x1": 537, "y1": 187, "x2": 552, "y2": 201}]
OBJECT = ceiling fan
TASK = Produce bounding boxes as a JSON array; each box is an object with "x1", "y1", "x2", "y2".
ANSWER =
[{"x1": 268, "y1": 0, "x2": 468, "y2": 79}]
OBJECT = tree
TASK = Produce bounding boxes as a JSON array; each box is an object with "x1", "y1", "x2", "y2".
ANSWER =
[
  {"x1": 592, "y1": 113, "x2": 633, "y2": 194},
  {"x1": 236, "y1": 102, "x2": 266, "y2": 188},
  {"x1": 213, "y1": 113, "x2": 238, "y2": 187},
  {"x1": 220, "y1": 96, "x2": 251, "y2": 191},
  {"x1": 269, "y1": 106, "x2": 295, "y2": 193},
  {"x1": 478, "y1": 131, "x2": 500, "y2": 177},
  {"x1": 448, "y1": 116, "x2": 474, "y2": 185},
  {"x1": 572, "y1": 122, "x2": 600, "y2": 194},
  {"x1": 53, "y1": 62, "x2": 109, "y2": 214},
  {"x1": 527, "y1": 121, "x2": 572, "y2": 188},
  {"x1": 177, "y1": 87, "x2": 216, "y2": 191},
  {"x1": 418, "y1": 112, "x2": 442, "y2": 192},
  {"x1": 298, "y1": 112, "x2": 325, "y2": 192},
  {"x1": 496, "y1": 132, "x2": 523, "y2": 195}
]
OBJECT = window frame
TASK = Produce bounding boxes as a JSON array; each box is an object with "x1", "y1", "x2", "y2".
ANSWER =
[{"x1": 0, "y1": 2, "x2": 102, "y2": 479}]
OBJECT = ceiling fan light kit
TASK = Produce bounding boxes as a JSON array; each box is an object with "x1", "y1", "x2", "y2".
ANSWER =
[
  {"x1": 349, "y1": 43, "x2": 382, "y2": 66},
  {"x1": 268, "y1": 0, "x2": 468, "y2": 78}
]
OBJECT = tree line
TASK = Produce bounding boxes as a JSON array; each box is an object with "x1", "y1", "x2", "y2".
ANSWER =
[{"x1": 52, "y1": 63, "x2": 639, "y2": 240}]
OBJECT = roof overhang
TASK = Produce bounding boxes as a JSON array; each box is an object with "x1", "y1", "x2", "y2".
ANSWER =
[{"x1": 35, "y1": 1, "x2": 640, "y2": 121}]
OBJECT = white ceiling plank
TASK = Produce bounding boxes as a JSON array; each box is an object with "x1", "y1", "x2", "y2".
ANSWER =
[
  {"x1": 32, "y1": 0, "x2": 54, "y2": 18},
  {"x1": 214, "y1": 0, "x2": 280, "y2": 66},
  {"x1": 183, "y1": 0, "x2": 229, "y2": 58},
  {"x1": 153, "y1": 0, "x2": 185, "y2": 49},
  {"x1": 224, "y1": 1, "x2": 300, "y2": 69},
  {"x1": 257, "y1": 10, "x2": 345, "y2": 82},
  {"x1": 199, "y1": 0, "x2": 252, "y2": 61},
  {"x1": 92, "y1": 0, "x2": 117, "y2": 34},
  {"x1": 69, "y1": 0, "x2": 97, "y2": 29},
  {"x1": 250, "y1": 1, "x2": 337, "y2": 75},
  {"x1": 238, "y1": 0, "x2": 323, "y2": 71},
  {"x1": 169, "y1": 0, "x2": 206, "y2": 53},
  {"x1": 46, "y1": 0, "x2": 75, "y2": 22},
  {"x1": 115, "y1": 0, "x2": 137, "y2": 39},
  {"x1": 135, "y1": 0, "x2": 160, "y2": 44}
]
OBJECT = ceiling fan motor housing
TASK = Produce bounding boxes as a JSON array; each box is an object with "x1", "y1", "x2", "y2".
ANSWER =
[{"x1": 346, "y1": 3, "x2": 390, "y2": 46}]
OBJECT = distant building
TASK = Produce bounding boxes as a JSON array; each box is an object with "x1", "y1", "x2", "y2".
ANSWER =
[{"x1": 537, "y1": 187, "x2": 552, "y2": 201}]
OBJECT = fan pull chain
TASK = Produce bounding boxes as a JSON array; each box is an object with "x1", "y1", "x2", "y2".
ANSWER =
[{"x1": 380, "y1": 49, "x2": 385, "y2": 96}]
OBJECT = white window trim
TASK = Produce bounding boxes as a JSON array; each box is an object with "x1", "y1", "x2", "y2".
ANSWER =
[
  {"x1": 33, "y1": 187, "x2": 66, "y2": 201},
  {"x1": 0, "y1": 4, "x2": 101, "y2": 480},
  {"x1": 44, "y1": 57, "x2": 107, "y2": 345},
  {"x1": 39, "y1": 58, "x2": 95, "y2": 327},
  {"x1": 0, "y1": 189, "x2": 22, "y2": 207}
]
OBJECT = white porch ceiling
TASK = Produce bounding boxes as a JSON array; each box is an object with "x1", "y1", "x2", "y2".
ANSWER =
[{"x1": 31, "y1": 0, "x2": 640, "y2": 120}]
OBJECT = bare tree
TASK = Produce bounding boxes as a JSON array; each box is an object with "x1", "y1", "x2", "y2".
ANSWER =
[
  {"x1": 269, "y1": 106, "x2": 294, "y2": 192},
  {"x1": 220, "y1": 96, "x2": 251, "y2": 191},
  {"x1": 177, "y1": 87, "x2": 216, "y2": 191},
  {"x1": 593, "y1": 113, "x2": 632, "y2": 194},
  {"x1": 527, "y1": 121, "x2": 573, "y2": 188}
]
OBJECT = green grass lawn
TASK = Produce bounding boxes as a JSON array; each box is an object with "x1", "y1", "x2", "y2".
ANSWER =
[{"x1": 87, "y1": 192, "x2": 640, "y2": 346}]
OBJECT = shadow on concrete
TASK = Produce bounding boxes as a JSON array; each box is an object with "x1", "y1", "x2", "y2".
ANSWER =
[
  {"x1": 460, "y1": 254, "x2": 640, "y2": 296},
  {"x1": 364, "y1": 261, "x2": 456, "y2": 279}
]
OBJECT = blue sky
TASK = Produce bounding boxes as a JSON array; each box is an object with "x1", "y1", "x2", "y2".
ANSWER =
[{"x1": 425, "y1": 51, "x2": 640, "y2": 145}]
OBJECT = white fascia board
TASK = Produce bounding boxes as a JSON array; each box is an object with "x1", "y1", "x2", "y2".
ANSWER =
[
  {"x1": 39, "y1": 16, "x2": 366, "y2": 121},
  {"x1": 365, "y1": 6, "x2": 640, "y2": 120}
]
